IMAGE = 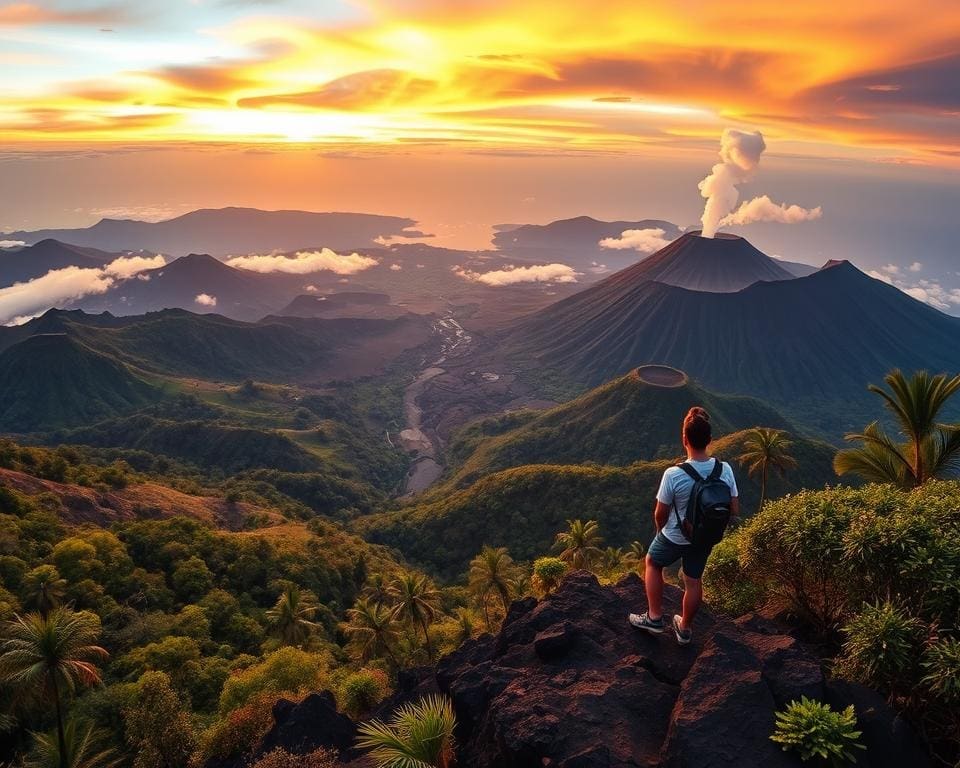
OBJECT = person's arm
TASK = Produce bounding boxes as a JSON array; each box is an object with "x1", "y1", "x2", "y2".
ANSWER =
[
  {"x1": 729, "y1": 496, "x2": 741, "y2": 524},
  {"x1": 654, "y1": 500, "x2": 670, "y2": 532},
  {"x1": 654, "y1": 470, "x2": 674, "y2": 532},
  {"x1": 725, "y1": 463, "x2": 741, "y2": 523}
]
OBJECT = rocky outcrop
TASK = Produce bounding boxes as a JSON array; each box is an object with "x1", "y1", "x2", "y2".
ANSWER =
[
  {"x1": 434, "y1": 571, "x2": 929, "y2": 768},
  {"x1": 237, "y1": 572, "x2": 929, "y2": 768}
]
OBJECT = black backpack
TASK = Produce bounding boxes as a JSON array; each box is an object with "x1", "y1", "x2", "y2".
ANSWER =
[{"x1": 672, "y1": 459, "x2": 733, "y2": 547}]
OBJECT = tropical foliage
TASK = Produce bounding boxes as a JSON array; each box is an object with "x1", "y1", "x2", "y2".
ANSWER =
[
  {"x1": 770, "y1": 697, "x2": 863, "y2": 767},
  {"x1": 703, "y1": 481, "x2": 960, "y2": 757},
  {"x1": 835, "y1": 370, "x2": 960, "y2": 487},
  {"x1": 737, "y1": 428, "x2": 797, "y2": 511},
  {"x1": 357, "y1": 694, "x2": 457, "y2": 768}
]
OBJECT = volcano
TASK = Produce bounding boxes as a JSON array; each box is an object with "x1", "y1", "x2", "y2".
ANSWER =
[
  {"x1": 621, "y1": 231, "x2": 795, "y2": 292},
  {"x1": 70, "y1": 252, "x2": 292, "y2": 320},
  {"x1": 504, "y1": 255, "x2": 960, "y2": 433}
]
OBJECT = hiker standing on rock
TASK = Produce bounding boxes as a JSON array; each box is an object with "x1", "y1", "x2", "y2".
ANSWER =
[{"x1": 629, "y1": 407, "x2": 739, "y2": 645}]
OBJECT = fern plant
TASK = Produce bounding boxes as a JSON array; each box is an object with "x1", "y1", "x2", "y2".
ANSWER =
[
  {"x1": 770, "y1": 697, "x2": 864, "y2": 766},
  {"x1": 356, "y1": 694, "x2": 456, "y2": 768}
]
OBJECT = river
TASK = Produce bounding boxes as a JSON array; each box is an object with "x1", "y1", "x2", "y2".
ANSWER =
[{"x1": 396, "y1": 316, "x2": 471, "y2": 496}]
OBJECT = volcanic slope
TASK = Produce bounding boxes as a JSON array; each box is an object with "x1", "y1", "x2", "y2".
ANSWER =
[
  {"x1": 505, "y1": 257, "x2": 960, "y2": 432},
  {"x1": 617, "y1": 231, "x2": 795, "y2": 292},
  {"x1": 444, "y1": 366, "x2": 794, "y2": 488},
  {"x1": 0, "y1": 333, "x2": 159, "y2": 431}
]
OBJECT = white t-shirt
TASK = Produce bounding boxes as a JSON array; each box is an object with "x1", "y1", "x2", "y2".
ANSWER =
[{"x1": 656, "y1": 459, "x2": 739, "y2": 545}]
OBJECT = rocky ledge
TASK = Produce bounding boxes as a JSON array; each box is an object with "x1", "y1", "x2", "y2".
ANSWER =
[{"x1": 245, "y1": 572, "x2": 930, "y2": 768}]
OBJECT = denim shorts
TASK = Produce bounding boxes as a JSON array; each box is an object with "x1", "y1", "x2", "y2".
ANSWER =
[{"x1": 647, "y1": 531, "x2": 714, "y2": 579}]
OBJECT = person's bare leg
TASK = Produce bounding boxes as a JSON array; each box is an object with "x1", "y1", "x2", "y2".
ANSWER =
[
  {"x1": 645, "y1": 555, "x2": 664, "y2": 619},
  {"x1": 680, "y1": 574, "x2": 702, "y2": 630}
]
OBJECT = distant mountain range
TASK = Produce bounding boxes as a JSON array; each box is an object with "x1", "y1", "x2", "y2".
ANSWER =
[
  {"x1": 0, "y1": 239, "x2": 122, "y2": 285},
  {"x1": 3, "y1": 207, "x2": 425, "y2": 256},
  {"x1": 504, "y1": 236, "x2": 960, "y2": 432},
  {"x1": 0, "y1": 307, "x2": 432, "y2": 394},
  {"x1": 493, "y1": 215, "x2": 684, "y2": 269}
]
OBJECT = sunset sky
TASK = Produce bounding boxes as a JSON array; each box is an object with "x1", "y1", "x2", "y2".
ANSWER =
[{"x1": 1, "y1": 1, "x2": 959, "y2": 299}]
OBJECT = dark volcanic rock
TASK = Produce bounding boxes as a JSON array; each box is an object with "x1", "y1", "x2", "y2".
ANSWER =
[
  {"x1": 248, "y1": 691, "x2": 356, "y2": 765},
  {"x1": 433, "y1": 571, "x2": 928, "y2": 768}
]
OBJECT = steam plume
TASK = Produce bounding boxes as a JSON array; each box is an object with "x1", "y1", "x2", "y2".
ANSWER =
[
  {"x1": 720, "y1": 195, "x2": 822, "y2": 227},
  {"x1": 698, "y1": 129, "x2": 766, "y2": 238}
]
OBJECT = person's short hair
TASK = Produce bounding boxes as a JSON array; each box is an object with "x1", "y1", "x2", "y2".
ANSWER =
[{"x1": 683, "y1": 407, "x2": 712, "y2": 450}]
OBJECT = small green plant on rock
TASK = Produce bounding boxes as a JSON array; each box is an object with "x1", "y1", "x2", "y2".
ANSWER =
[
  {"x1": 356, "y1": 694, "x2": 456, "y2": 768},
  {"x1": 771, "y1": 697, "x2": 864, "y2": 766},
  {"x1": 532, "y1": 557, "x2": 567, "y2": 596}
]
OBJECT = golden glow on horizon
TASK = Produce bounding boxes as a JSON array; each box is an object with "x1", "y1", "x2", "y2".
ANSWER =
[{"x1": 1, "y1": 0, "x2": 958, "y2": 162}]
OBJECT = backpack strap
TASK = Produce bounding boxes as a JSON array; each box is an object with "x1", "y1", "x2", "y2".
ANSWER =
[
  {"x1": 672, "y1": 462, "x2": 703, "y2": 534},
  {"x1": 676, "y1": 462, "x2": 704, "y2": 483},
  {"x1": 708, "y1": 458, "x2": 723, "y2": 481}
]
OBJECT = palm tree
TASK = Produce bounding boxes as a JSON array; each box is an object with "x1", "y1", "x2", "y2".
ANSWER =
[
  {"x1": 344, "y1": 597, "x2": 401, "y2": 667},
  {"x1": 388, "y1": 573, "x2": 441, "y2": 661},
  {"x1": 266, "y1": 585, "x2": 319, "y2": 648},
  {"x1": 0, "y1": 608, "x2": 108, "y2": 768},
  {"x1": 363, "y1": 573, "x2": 391, "y2": 608},
  {"x1": 468, "y1": 547, "x2": 518, "y2": 630},
  {"x1": 26, "y1": 719, "x2": 121, "y2": 768},
  {"x1": 357, "y1": 694, "x2": 456, "y2": 768},
  {"x1": 834, "y1": 370, "x2": 960, "y2": 487},
  {"x1": 554, "y1": 519, "x2": 603, "y2": 570},
  {"x1": 738, "y1": 428, "x2": 798, "y2": 511},
  {"x1": 24, "y1": 567, "x2": 67, "y2": 618}
]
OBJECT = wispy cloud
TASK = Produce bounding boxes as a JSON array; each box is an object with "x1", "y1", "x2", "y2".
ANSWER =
[
  {"x1": 225, "y1": 249, "x2": 379, "y2": 275},
  {"x1": 0, "y1": 254, "x2": 165, "y2": 325},
  {"x1": 599, "y1": 227, "x2": 671, "y2": 253},
  {"x1": 453, "y1": 262, "x2": 579, "y2": 286}
]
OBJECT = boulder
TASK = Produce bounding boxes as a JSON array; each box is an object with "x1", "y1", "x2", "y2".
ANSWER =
[
  {"x1": 432, "y1": 571, "x2": 929, "y2": 768},
  {"x1": 252, "y1": 691, "x2": 356, "y2": 764}
]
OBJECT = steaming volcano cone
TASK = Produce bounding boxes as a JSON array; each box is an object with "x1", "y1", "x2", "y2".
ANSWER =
[
  {"x1": 615, "y1": 231, "x2": 794, "y2": 293},
  {"x1": 503, "y1": 249, "x2": 960, "y2": 431}
]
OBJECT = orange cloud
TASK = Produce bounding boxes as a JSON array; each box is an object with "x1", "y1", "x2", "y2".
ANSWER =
[
  {"x1": 1, "y1": 0, "x2": 958, "y2": 163},
  {"x1": 0, "y1": 2, "x2": 125, "y2": 26}
]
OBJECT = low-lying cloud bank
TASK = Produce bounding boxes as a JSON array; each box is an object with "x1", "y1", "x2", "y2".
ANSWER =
[
  {"x1": 868, "y1": 265, "x2": 960, "y2": 312},
  {"x1": 225, "y1": 249, "x2": 378, "y2": 275},
  {"x1": 599, "y1": 227, "x2": 671, "y2": 253},
  {"x1": 0, "y1": 254, "x2": 166, "y2": 325},
  {"x1": 720, "y1": 195, "x2": 822, "y2": 227},
  {"x1": 453, "y1": 263, "x2": 579, "y2": 286}
]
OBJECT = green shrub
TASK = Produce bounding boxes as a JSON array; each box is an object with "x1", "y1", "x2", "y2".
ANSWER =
[
  {"x1": 338, "y1": 669, "x2": 388, "y2": 718},
  {"x1": 839, "y1": 601, "x2": 922, "y2": 691},
  {"x1": 532, "y1": 557, "x2": 567, "y2": 596},
  {"x1": 219, "y1": 647, "x2": 330, "y2": 714},
  {"x1": 921, "y1": 637, "x2": 960, "y2": 704},
  {"x1": 701, "y1": 530, "x2": 762, "y2": 616},
  {"x1": 770, "y1": 697, "x2": 864, "y2": 766}
]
